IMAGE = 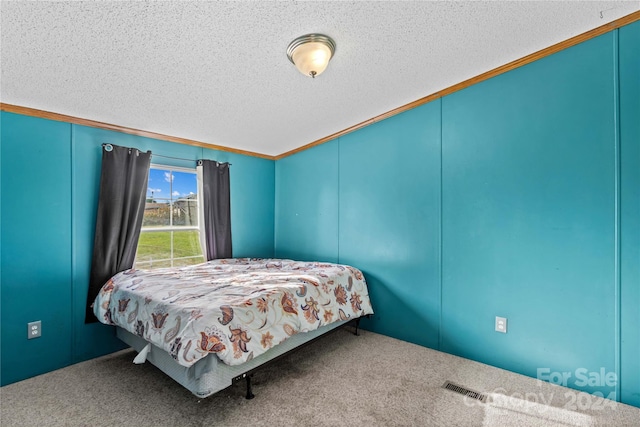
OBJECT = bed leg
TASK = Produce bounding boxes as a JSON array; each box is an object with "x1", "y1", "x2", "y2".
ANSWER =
[{"x1": 245, "y1": 374, "x2": 255, "y2": 400}]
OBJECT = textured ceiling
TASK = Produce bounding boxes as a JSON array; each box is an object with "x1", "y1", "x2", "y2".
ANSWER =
[{"x1": 1, "y1": 1, "x2": 638, "y2": 157}]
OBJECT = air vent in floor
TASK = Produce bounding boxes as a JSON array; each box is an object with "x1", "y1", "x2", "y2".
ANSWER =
[{"x1": 442, "y1": 380, "x2": 487, "y2": 403}]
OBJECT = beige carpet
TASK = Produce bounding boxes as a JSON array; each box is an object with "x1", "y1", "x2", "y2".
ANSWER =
[{"x1": 1, "y1": 329, "x2": 639, "y2": 426}]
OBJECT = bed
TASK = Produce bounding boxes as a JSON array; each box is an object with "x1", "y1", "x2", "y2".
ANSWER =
[{"x1": 93, "y1": 258, "x2": 374, "y2": 398}]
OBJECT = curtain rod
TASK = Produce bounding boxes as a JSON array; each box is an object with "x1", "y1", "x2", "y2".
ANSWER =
[{"x1": 101, "y1": 143, "x2": 231, "y2": 165}]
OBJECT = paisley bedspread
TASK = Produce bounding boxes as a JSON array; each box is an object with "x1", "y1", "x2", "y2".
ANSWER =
[{"x1": 93, "y1": 258, "x2": 373, "y2": 367}]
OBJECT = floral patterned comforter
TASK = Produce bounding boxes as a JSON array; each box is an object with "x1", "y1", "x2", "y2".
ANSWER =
[{"x1": 93, "y1": 258, "x2": 373, "y2": 367}]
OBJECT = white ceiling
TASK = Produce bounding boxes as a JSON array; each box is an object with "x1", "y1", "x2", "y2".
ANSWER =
[{"x1": 2, "y1": 1, "x2": 638, "y2": 157}]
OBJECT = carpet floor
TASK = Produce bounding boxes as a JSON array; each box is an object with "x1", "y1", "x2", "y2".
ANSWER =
[{"x1": 1, "y1": 329, "x2": 639, "y2": 426}]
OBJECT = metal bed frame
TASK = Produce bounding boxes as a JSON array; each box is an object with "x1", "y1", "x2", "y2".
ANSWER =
[{"x1": 117, "y1": 317, "x2": 364, "y2": 399}]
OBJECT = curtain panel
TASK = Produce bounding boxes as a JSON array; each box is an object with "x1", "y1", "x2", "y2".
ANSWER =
[
  {"x1": 199, "y1": 159, "x2": 232, "y2": 260},
  {"x1": 85, "y1": 144, "x2": 151, "y2": 323}
]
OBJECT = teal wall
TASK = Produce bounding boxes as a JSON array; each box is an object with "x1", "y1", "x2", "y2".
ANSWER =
[
  {"x1": 275, "y1": 140, "x2": 339, "y2": 263},
  {"x1": 274, "y1": 23, "x2": 639, "y2": 406},
  {"x1": 1, "y1": 116, "x2": 75, "y2": 384},
  {"x1": 276, "y1": 105, "x2": 442, "y2": 349},
  {"x1": 338, "y1": 103, "x2": 442, "y2": 350},
  {"x1": 0, "y1": 115, "x2": 275, "y2": 385},
  {"x1": 619, "y1": 21, "x2": 640, "y2": 408},
  {"x1": 441, "y1": 31, "x2": 616, "y2": 398}
]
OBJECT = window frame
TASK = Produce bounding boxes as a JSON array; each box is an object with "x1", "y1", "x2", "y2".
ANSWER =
[{"x1": 135, "y1": 163, "x2": 205, "y2": 269}]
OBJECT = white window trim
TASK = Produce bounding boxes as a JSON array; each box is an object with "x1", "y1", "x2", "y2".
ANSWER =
[{"x1": 196, "y1": 163, "x2": 207, "y2": 260}]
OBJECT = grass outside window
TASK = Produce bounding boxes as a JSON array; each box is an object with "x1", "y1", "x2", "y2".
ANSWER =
[{"x1": 135, "y1": 229, "x2": 204, "y2": 269}]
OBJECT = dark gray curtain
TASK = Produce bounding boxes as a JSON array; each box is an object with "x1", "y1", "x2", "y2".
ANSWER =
[
  {"x1": 85, "y1": 144, "x2": 151, "y2": 323},
  {"x1": 201, "y1": 160, "x2": 232, "y2": 260}
]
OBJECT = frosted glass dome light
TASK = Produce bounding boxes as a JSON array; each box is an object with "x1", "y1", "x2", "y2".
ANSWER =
[{"x1": 287, "y1": 34, "x2": 336, "y2": 78}]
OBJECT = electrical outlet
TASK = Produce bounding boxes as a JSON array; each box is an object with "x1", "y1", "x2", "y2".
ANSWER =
[
  {"x1": 495, "y1": 316, "x2": 507, "y2": 333},
  {"x1": 28, "y1": 321, "x2": 41, "y2": 339}
]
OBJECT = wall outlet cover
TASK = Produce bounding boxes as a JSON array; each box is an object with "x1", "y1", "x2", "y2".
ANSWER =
[
  {"x1": 495, "y1": 316, "x2": 507, "y2": 333},
  {"x1": 28, "y1": 321, "x2": 41, "y2": 339}
]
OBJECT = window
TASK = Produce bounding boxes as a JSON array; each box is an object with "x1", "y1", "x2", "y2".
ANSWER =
[{"x1": 135, "y1": 165, "x2": 205, "y2": 269}]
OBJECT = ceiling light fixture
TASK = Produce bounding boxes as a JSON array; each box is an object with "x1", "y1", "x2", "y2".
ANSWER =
[{"x1": 286, "y1": 34, "x2": 336, "y2": 78}]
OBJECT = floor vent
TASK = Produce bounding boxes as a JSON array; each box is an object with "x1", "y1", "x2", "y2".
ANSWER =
[{"x1": 442, "y1": 381, "x2": 487, "y2": 403}]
